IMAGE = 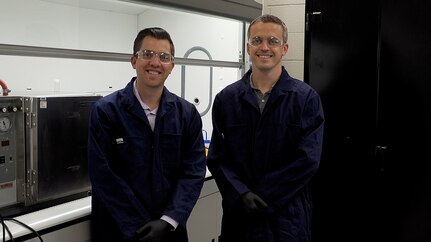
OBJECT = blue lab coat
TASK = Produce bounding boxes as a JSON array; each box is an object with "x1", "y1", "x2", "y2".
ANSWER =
[
  {"x1": 207, "y1": 67, "x2": 324, "y2": 242},
  {"x1": 88, "y1": 77, "x2": 206, "y2": 241}
]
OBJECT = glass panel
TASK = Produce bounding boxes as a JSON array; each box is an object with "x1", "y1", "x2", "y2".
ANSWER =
[
  {"x1": 167, "y1": 65, "x2": 242, "y2": 138},
  {"x1": 138, "y1": 8, "x2": 244, "y2": 62},
  {"x1": 0, "y1": 0, "x2": 246, "y2": 139},
  {"x1": 0, "y1": 0, "x2": 139, "y2": 53},
  {"x1": 0, "y1": 0, "x2": 244, "y2": 62},
  {"x1": 0, "y1": 55, "x2": 134, "y2": 95}
]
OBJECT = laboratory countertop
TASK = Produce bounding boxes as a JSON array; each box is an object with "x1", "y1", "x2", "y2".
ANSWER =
[
  {"x1": 0, "y1": 197, "x2": 91, "y2": 241},
  {"x1": 0, "y1": 168, "x2": 212, "y2": 240}
]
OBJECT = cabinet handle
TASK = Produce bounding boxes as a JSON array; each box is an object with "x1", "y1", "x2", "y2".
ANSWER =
[{"x1": 375, "y1": 145, "x2": 388, "y2": 172}]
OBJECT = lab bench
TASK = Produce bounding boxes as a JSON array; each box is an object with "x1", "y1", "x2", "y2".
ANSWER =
[{"x1": 0, "y1": 170, "x2": 221, "y2": 242}]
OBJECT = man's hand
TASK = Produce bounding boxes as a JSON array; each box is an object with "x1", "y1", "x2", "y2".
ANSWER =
[
  {"x1": 136, "y1": 219, "x2": 172, "y2": 242},
  {"x1": 240, "y1": 191, "x2": 268, "y2": 217}
]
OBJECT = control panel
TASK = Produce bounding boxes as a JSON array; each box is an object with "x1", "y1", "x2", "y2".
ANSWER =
[{"x1": 0, "y1": 97, "x2": 25, "y2": 208}]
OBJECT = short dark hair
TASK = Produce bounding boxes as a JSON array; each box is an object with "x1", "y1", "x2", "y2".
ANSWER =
[
  {"x1": 248, "y1": 14, "x2": 288, "y2": 43},
  {"x1": 133, "y1": 27, "x2": 175, "y2": 57}
]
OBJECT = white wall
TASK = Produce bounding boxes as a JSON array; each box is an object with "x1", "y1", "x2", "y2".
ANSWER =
[{"x1": 262, "y1": 0, "x2": 306, "y2": 80}]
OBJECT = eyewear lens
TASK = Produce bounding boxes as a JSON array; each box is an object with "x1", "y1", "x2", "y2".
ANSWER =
[
  {"x1": 136, "y1": 50, "x2": 173, "y2": 64},
  {"x1": 249, "y1": 36, "x2": 283, "y2": 47}
]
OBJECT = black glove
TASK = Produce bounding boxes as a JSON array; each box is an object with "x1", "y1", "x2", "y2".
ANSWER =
[
  {"x1": 240, "y1": 191, "x2": 268, "y2": 217},
  {"x1": 136, "y1": 219, "x2": 173, "y2": 242}
]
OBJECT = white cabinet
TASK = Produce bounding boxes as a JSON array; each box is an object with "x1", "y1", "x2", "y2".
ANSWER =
[
  {"x1": 22, "y1": 220, "x2": 91, "y2": 242},
  {"x1": 187, "y1": 178, "x2": 222, "y2": 242}
]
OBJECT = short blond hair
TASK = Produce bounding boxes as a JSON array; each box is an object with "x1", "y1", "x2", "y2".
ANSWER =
[{"x1": 248, "y1": 14, "x2": 288, "y2": 43}]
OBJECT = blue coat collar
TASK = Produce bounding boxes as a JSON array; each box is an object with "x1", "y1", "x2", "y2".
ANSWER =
[{"x1": 120, "y1": 77, "x2": 177, "y2": 123}]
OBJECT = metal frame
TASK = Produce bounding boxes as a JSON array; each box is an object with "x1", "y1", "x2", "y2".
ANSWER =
[{"x1": 0, "y1": 44, "x2": 243, "y2": 69}]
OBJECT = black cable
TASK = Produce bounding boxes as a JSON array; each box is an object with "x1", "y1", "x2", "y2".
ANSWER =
[
  {"x1": 1, "y1": 214, "x2": 4, "y2": 242},
  {"x1": 0, "y1": 214, "x2": 14, "y2": 242},
  {"x1": 4, "y1": 225, "x2": 13, "y2": 242},
  {"x1": 4, "y1": 218, "x2": 43, "y2": 242}
]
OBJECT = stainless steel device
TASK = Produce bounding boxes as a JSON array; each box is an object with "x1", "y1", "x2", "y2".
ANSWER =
[
  {"x1": 0, "y1": 97, "x2": 25, "y2": 209},
  {"x1": 0, "y1": 94, "x2": 101, "y2": 215}
]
